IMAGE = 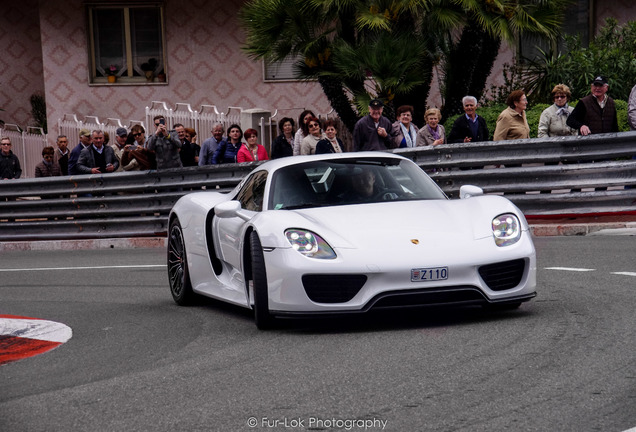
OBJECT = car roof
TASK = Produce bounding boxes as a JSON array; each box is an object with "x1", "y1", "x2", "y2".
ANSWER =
[{"x1": 254, "y1": 152, "x2": 409, "y2": 174}]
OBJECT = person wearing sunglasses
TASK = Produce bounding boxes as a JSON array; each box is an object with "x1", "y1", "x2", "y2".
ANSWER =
[
  {"x1": 538, "y1": 84, "x2": 577, "y2": 138},
  {"x1": 34, "y1": 146, "x2": 62, "y2": 177},
  {"x1": 121, "y1": 124, "x2": 157, "y2": 170},
  {"x1": 300, "y1": 117, "x2": 325, "y2": 155},
  {"x1": 0, "y1": 136, "x2": 22, "y2": 179}
]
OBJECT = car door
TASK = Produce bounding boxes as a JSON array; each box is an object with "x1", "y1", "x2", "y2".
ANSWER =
[{"x1": 215, "y1": 170, "x2": 268, "y2": 271}]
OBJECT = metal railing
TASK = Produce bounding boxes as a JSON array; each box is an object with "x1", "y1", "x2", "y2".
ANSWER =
[{"x1": 1, "y1": 131, "x2": 635, "y2": 241}]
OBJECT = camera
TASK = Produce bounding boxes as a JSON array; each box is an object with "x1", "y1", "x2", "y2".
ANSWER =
[{"x1": 159, "y1": 118, "x2": 165, "y2": 125}]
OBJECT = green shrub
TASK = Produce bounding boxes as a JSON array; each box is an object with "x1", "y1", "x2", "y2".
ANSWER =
[{"x1": 520, "y1": 18, "x2": 636, "y2": 102}]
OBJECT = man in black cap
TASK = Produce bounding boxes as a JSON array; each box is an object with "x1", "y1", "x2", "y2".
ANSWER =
[
  {"x1": 353, "y1": 98, "x2": 395, "y2": 151},
  {"x1": 567, "y1": 75, "x2": 618, "y2": 136},
  {"x1": 68, "y1": 128, "x2": 92, "y2": 175},
  {"x1": 111, "y1": 127, "x2": 128, "y2": 171}
]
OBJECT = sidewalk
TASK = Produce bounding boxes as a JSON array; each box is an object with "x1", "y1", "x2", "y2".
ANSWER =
[
  {"x1": 528, "y1": 214, "x2": 636, "y2": 236},
  {"x1": 1, "y1": 216, "x2": 634, "y2": 251}
]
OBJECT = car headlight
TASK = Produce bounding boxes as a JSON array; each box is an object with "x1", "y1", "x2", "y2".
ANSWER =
[
  {"x1": 285, "y1": 229, "x2": 336, "y2": 259},
  {"x1": 492, "y1": 213, "x2": 521, "y2": 246}
]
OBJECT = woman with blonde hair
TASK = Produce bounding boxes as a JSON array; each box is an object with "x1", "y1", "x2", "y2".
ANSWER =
[
  {"x1": 417, "y1": 108, "x2": 446, "y2": 146},
  {"x1": 538, "y1": 84, "x2": 577, "y2": 138}
]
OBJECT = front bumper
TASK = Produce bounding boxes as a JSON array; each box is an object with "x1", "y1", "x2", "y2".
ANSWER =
[{"x1": 263, "y1": 236, "x2": 537, "y2": 313}]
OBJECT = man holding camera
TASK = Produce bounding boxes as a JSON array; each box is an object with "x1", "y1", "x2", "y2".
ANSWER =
[{"x1": 146, "y1": 115, "x2": 183, "y2": 169}]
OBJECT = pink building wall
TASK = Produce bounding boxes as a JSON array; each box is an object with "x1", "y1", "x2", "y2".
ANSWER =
[
  {"x1": 0, "y1": 0, "x2": 45, "y2": 128},
  {"x1": 596, "y1": 0, "x2": 636, "y2": 27},
  {"x1": 36, "y1": 0, "x2": 331, "y2": 144}
]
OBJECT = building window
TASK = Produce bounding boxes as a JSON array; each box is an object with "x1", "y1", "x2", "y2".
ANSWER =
[
  {"x1": 518, "y1": 0, "x2": 590, "y2": 62},
  {"x1": 87, "y1": 3, "x2": 167, "y2": 85},
  {"x1": 263, "y1": 55, "x2": 301, "y2": 82}
]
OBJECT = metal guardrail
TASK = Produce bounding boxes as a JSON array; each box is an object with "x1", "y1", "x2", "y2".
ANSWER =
[{"x1": 1, "y1": 132, "x2": 635, "y2": 241}]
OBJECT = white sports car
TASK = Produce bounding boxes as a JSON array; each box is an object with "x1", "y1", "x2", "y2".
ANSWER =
[{"x1": 168, "y1": 152, "x2": 536, "y2": 329}]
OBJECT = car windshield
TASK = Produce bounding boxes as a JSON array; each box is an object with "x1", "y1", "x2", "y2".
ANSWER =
[{"x1": 268, "y1": 157, "x2": 446, "y2": 210}]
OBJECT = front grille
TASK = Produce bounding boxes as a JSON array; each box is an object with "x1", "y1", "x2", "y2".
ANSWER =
[
  {"x1": 369, "y1": 287, "x2": 486, "y2": 309},
  {"x1": 302, "y1": 274, "x2": 367, "y2": 303},
  {"x1": 478, "y1": 259, "x2": 525, "y2": 291}
]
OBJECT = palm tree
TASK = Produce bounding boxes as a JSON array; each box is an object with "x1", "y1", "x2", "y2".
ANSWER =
[
  {"x1": 439, "y1": 0, "x2": 571, "y2": 119},
  {"x1": 240, "y1": 0, "x2": 570, "y2": 131}
]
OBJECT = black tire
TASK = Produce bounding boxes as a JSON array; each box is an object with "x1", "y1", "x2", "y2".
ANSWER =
[
  {"x1": 168, "y1": 218, "x2": 196, "y2": 305},
  {"x1": 249, "y1": 231, "x2": 275, "y2": 329}
]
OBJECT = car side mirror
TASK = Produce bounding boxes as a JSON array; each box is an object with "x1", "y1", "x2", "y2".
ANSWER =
[
  {"x1": 214, "y1": 200, "x2": 251, "y2": 221},
  {"x1": 459, "y1": 185, "x2": 484, "y2": 199}
]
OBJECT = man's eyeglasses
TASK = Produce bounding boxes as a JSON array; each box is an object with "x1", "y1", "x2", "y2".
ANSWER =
[
  {"x1": 43, "y1": 155, "x2": 53, "y2": 159},
  {"x1": 1, "y1": 143, "x2": 11, "y2": 146},
  {"x1": 554, "y1": 95, "x2": 567, "y2": 99},
  {"x1": 133, "y1": 133, "x2": 143, "y2": 137}
]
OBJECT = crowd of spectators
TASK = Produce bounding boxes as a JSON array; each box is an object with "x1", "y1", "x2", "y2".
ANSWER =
[{"x1": 2, "y1": 74, "x2": 634, "y2": 182}]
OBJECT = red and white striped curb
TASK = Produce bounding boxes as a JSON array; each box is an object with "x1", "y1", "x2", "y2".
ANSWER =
[{"x1": 0, "y1": 314, "x2": 73, "y2": 366}]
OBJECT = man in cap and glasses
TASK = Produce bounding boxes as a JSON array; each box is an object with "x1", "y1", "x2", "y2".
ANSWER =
[
  {"x1": 567, "y1": 75, "x2": 618, "y2": 136},
  {"x1": 68, "y1": 128, "x2": 92, "y2": 175},
  {"x1": 353, "y1": 99, "x2": 396, "y2": 151},
  {"x1": 110, "y1": 127, "x2": 129, "y2": 172}
]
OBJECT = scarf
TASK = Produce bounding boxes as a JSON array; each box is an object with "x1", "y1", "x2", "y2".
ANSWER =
[
  {"x1": 427, "y1": 125, "x2": 440, "y2": 140},
  {"x1": 400, "y1": 123, "x2": 417, "y2": 148},
  {"x1": 556, "y1": 104, "x2": 570, "y2": 116},
  {"x1": 329, "y1": 138, "x2": 342, "y2": 153}
]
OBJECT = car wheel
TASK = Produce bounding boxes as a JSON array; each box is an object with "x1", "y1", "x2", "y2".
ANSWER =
[
  {"x1": 168, "y1": 218, "x2": 196, "y2": 305},
  {"x1": 250, "y1": 231, "x2": 275, "y2": 329}
]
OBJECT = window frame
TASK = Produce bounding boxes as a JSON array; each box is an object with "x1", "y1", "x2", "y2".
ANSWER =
[
  {"x1": 263, "y1": 55, "x2": 303, "y2": 82},
  {"x1": 86, "y1": 2, "x2": 168, "y2": 86}
]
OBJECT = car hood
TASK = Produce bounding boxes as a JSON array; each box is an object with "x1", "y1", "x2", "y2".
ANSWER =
[{"x1": 260, "y1": 196, "x2": 524, "y2": 250}]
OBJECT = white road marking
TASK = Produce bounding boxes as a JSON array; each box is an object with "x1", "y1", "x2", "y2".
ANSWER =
[
  {"x1": 611, "y1": 272, "x2": 636, "y2": 277},
  {"x1": 544, "y1": 267, "x2": 596, "y2": 272},
  {"x1": 0, "y1": 318, "x2": 72, "y2": 342},
  {"x1": 0, "y1": 264, "x2": 165, "y2": 272}
]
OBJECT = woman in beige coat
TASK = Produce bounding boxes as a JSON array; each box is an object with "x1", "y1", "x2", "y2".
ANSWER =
[{"x1": 493, "y1": 90, "x2": 530, "y2": 141}]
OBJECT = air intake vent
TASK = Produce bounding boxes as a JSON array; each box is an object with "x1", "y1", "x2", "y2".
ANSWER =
[
  {"x1": 302, "y1": 274, "x2": 367, "y2": 303},
  {"x1": 478, "y1": 259, "x2": 525, "y2": 291}
]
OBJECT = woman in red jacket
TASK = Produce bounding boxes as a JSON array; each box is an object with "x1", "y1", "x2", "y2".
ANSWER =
[{"x1": 237, "y1": 129, "x2": 269, "y2": 162}]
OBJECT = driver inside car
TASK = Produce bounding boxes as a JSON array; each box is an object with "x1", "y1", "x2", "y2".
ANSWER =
[{"x1": 340, "y1": 167, "x2": 399, "y2": 203}]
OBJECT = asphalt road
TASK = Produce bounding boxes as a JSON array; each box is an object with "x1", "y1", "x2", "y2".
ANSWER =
[{"x1": 0, "y1": 236, "x2": 635, "y2": 432}]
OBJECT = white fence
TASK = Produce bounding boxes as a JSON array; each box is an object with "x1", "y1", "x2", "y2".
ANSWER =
[
  {"x1": 4, "y1": 102, "x2": 335, "y2": 178},
  {"x1": 0, "y1": 124, "x2": 48, "y2": 180}
]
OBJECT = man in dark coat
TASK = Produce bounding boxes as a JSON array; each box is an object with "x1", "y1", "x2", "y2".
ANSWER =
[
  {"x1": 353, "y1": 99, "x2": 396, "y2": 151},
  {"x1": 447, "y1": 96, "x2": 489, "y2": 143},
  {"x1": 0, "y1": 136, "x2": 22, "y2": 179},
  {"x1": 567, "y1": 75, "x2": 618, "y2": 135},
  {"x1": 76, "y1": 130, "x2": 119, "y2": 174}
]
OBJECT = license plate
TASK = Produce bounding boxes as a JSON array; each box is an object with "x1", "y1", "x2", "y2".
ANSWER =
[{"x1": 411, "y1": 267, "x2": 448, "y2": 282}]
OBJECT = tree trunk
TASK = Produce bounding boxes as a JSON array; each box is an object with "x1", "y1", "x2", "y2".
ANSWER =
[
  {"x1": 441, "y1": 19, "x2": 501, "y2": 121},
  {"x1": 317, "y1": 76, "x2": 360, "y2": 133}
]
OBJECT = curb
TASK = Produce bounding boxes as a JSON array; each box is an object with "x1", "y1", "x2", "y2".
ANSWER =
[
  {"x1": 530, "y1": 221, "x2": 636, "y2": 237},
  {"x1": 0, "y1": 237, "x2": 167, "y2": 252}
]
